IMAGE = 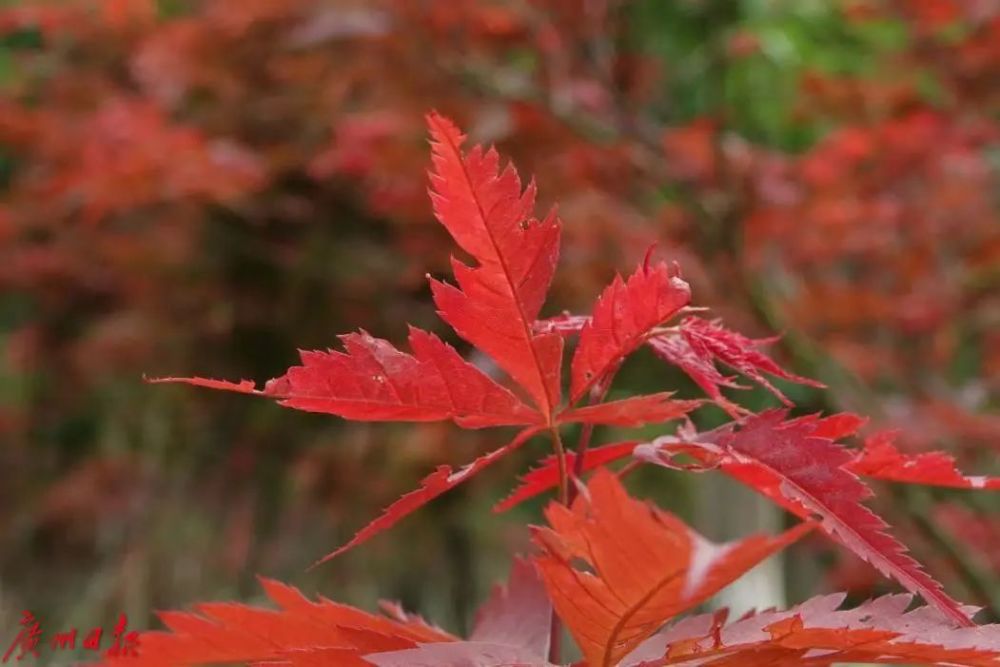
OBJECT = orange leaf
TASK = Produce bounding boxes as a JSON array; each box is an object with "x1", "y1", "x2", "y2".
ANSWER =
[
  {"x1": 531, "y1": 469, "x2": 812, "y2": 667},
  {"x1": 98, "y1": 578, "x2": 454, "y2": 667}
]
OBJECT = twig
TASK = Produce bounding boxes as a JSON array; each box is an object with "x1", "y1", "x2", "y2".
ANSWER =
[
  {"x1": 550, "y1": 426, "x2": 569, "y2": 506},
  {"x1": 568, "y1": 383, "x2": 613, "y2": 505},
  {"x1": 548, "y1": 425, "x2": 569, "y2": 663}
]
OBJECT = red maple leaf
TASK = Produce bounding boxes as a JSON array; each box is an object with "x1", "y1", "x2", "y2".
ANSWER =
[
  {"x1": 153, "y1": 113, "x2": 697, "y2": 562},
  {"x1": 668, "y1": 317, "x2": 823, "y2": 405},
  {"x1": 153, "y1": 328, "x2": 542, "y2": 428},
  {"x1": 537, "y1": 313, "x2": 822, "y2": 415},
  {"x1": 569, "y1": 261, "x2": 690, "y2": 402},
  {"x1": 426, "y1": 113, "x2": 564, "y2": 417},
  {"x1": 557, "y1": 394, "x2": 701, "y2": 428},
  {"x1": 311, "y1": 426, "x2": 539, "y2": 567},
  {"x1": 635, "y1": 410, "x2": 976, "y2": 627}
]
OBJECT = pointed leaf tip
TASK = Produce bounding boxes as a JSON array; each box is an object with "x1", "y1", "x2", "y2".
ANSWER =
[
  {"x1": 847, "y1": 431, "x2": 1000, "y2": 490},
  {"x1": 146, "y1": 375, "x2": 259, "y2": 393}
]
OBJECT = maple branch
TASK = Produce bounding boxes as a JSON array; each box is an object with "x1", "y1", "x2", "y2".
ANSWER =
[
  {"x1": 547, "y1": 611, "x2": 562, "y2": 666},
  {"x1": 572, "y1": 422, "x2": 596, "y2": 480},
  {"x1": 567, "y1": 382, "x2": 613, "y2": 505},
  {"x1": 548, "y1": 427, "x2": 569, "y2": 508},
  {"x1": 547, "y1": 425, "x2": 569, "y2": 664},
  {"x1": 616, "y1": 459, "x2": 642, "y2": 480}
]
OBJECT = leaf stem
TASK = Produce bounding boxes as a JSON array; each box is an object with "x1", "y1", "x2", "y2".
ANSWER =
[
  {"x1": 548, "y1": 425, "x2": 569, "y2": 663},
  {"x1": 549, "y1": 427, "x2": 569, "y2": 506},
  {"x1": 616, "y1": 460, "x2": 642, "y2": 480},
  {"x1": 567, "y1": 382, "x2": 611, "y2": 505},
  {"x1": 549, "y1": 379, "x2": 610, "y2": 659},
  {"x1": 572, "y1": 422, "x2": 595, "y2": 478},
  {"x1": 548, "y1": 612, "x2": 563, "y2": 665}
]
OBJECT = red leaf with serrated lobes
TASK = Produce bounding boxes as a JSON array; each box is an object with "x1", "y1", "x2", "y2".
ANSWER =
[
  {"x1": 646, "y1": 332, "x2": 744, "y2": 411},
  {"x1": 426, "y1": 112, "x2": 563, "y2": 419},
  {"x1": 558, "y1": 393, "x2": 700, "y2": 428},
  {"x1": 570, "y1": 261, "x2": 690, "y2": 402},
  {"x1": 153, "y1": 328, "x2": 541, "y2": 428},
  {"x1": 97, "y1": 578, "x2": 454, "y2": 667},
  {"x1": 649, "y1": 317, "x2": 823, "y2": 411},
  {"x1": 635, "y1": 410, "x2": 975, "y2": 627}
]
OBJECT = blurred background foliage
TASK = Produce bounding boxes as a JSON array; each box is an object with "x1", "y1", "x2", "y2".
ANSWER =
[{"x1": 0, "y1": 0, "x2": 998, "y2": 650}]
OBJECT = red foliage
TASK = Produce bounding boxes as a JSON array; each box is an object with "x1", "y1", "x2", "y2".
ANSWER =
[
  {"x1": 125, "y1": 116, "x2": 1000, "y2": 665},
  {"x1": 425, "y1": 113, "x2": 564, "y2": 417},
  {"x1": 570, "y1": 261, "x2": 690, "y2": 401},
  {"x1": 100, "y1": 577, "x2": 456, "y2": 667},
  {"x1": 311, "y1": 426, "x2": 538, "y2": 567},
  {"x1": 100, "y1": 475, "x2": 1000, "y2": 667},
  {"x1": 155, "y1": 115, "x2": 701, "y2": 564},
  {"x1": 156, "y1": 328, "x2": 543, "y2": 428},
  {"x1": 3, "y1": 2, "x2": 997, "y2": 664},
  {"x1": 637, "y1": 410, "x2": 978, "y2": 626}
]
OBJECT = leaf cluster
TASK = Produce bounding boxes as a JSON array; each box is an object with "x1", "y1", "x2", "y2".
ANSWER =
[{"x1": 131, "y1": 116, "x2": 1000, "y2": 666}]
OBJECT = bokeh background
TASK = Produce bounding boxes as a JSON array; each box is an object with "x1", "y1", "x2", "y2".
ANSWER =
[{"x1": 1, "y1": 0, "x2": 998, "y2": 653}]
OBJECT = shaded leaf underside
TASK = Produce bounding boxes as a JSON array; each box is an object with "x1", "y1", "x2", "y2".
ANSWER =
[{"x1": 626, "y1": 593, "x2": 1000, "y2": 666}]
